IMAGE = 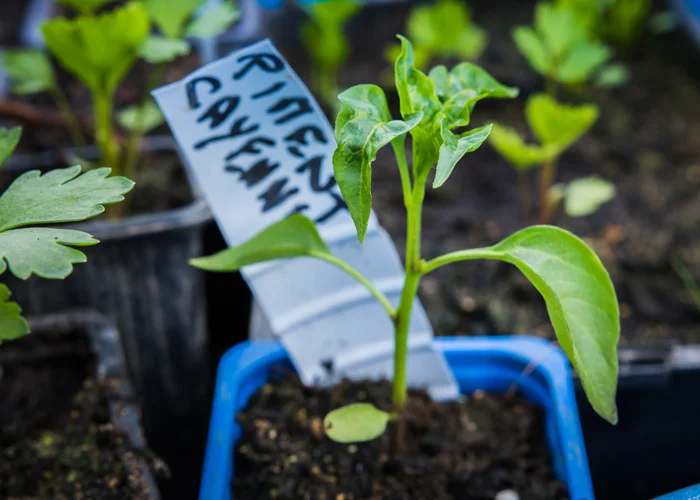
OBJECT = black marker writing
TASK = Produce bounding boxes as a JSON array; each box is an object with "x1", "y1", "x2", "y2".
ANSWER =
[
  {"x1": 225, "y1": 137, "x2": 276, "y2": 161},
  {"x1": 252, "y1": 81, "x2": 286, "y2": 99},
  {"x1": 259, "y1": 178, "x2": 299, "y2": 212},
  {"x1": 195, "y1": 117, "x2": 260, "y2": 150},
  {"x1": 296, "y1": 156, "x2": 335, "y2": 192},
  {"x1": 267, "y1": 97, "x2": 312, "y2": 125},
  {"x1": 197, "y1": 96, "x2": 240, "y2": 129},
  {"x1": 186, "y1": 76, "x2": 221, "y2": 109},
  {"x1": 234, "y1": 53, "x2": 285, "y2": 80},
  {"x1": 225, "y1": 158, "x2": 279, "y2": 187}
]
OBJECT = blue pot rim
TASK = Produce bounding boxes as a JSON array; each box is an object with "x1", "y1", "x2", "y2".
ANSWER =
[{"x1": 200, "y1": 336, "x2": 595, "y2": 499}]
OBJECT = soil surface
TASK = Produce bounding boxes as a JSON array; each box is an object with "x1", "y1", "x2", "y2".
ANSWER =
[
  {"x1": 276, "y1": 0, "x2": 700, "y2": 347},
  {"x1": 234, "y1": 375, "x2": 567, "y2": 500},
  {"x1": 0, "y1": 328, "x2": 153, "y2": 499}
]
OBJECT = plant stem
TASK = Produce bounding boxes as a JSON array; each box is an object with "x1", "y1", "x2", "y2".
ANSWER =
[
  {"x1": 538, "y1": 158, "x2": 557, "y2": 224},
  {"x1": 422, "y1": 247, "x2": 503, "y2": 275},
  {"x1": 390, "y1": 175, "x2": 426, "y2": 456},
  {"x1": 391, "y1": 137, "x2": 412, "y2": 207},
  {"x1": 94, "y1": 87, "x2": 120, "y2": 175},
  {"x1": 50, "y1": 86, "x2": 87, "y2": 148},
  {"x1": 516, "y1": 169, "x2": 531, "y2": 225},
  {"x1": 309, "y1": 251, "x2": 397, "y2": 319}
]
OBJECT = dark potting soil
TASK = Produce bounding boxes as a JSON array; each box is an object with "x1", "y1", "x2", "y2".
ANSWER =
[
  {"x1": 234, "y1": 376, "x2": 567, "y2": 500},
  {"x1": 0, "y1": 328, "x2": 153, "y2": 499},
  {"x1": 276, "y1": 0, "x2": 700, "y2": 347}
]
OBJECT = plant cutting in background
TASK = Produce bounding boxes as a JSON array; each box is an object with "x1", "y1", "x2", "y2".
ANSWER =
[
  {"x1": 0, "y1": 0, "x2": 238, "y2": 213},
  {"x1": 300, "y1": 0, "x2": 360, "y2": 109},
  {"x1": 489, "y1": 93, "x2": 615, "y2": 223},
  {"x1": 0, "y1": 127, "x2": 133, "y2": 341},
  {"x1": 191, "y1": 36, "x2": 620, "y2": 453}
]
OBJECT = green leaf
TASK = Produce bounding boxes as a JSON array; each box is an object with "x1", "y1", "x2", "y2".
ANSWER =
[
  {"x1": 442, "y1": 62, "x2": 518, "y2": 127},
  {"x1": 525, "y1": 94, "x2": 598, "y2": 151},
  {"x1": 557, "y1": 42, "x2": 610, "y2": 84},
  {"x1": 1, "y1": 49, "x2": 56, "y2": 95},
  {"x1": 190, "y1": 214, "x2": 329, "y2": 271},
  {"x1": 488, "y1": 123, "x2": 558, "y2": 170},
  {"x1": 0, "y1": 166, "x2": 134, "y2": 232},
  {"x1": 434, "y1": 121, "x2": 491, "y2": 188},
  {"x1": 595, "y1": 63, "x2": 628, "y2": 88},
  {"x1": 394, "y1": 35, "x2": 441, "y2": 123},
  {"x1": 0, "y1": 284, "x2": 29, "y2": 342},
  {"x1": 55, "y1": 0, "x2": 115, "y2": 14},
  {"x1": 143, "y1": 0, "x2": 203, "y2": 39},
  {"x1": 138, "y1": 35, "x2": 191, "y2": 64},
  {"x1": 0, "y1": 228, "x2": 97, "y2": 280},
  {"x1": 512, "y1": 26, "x2": 551, "y2": 76},
  {"x1": 535, "y1": 3, "x2": 587, "y2": 58},
  {"x1": 42, "y1": 2, "x2": 150, "y2": 94},
  {"x1": 428, "y1": 65, "x2": 449, "y2": 98},
  {"x1": 0, "y1": 127, "x2": 22, "y2": 169},
  {"x1": 333, "y1": 85, "x2": 422, "y2": 242},
  {"x1": 324, "y1": 403, "x2": 390, "y2": 443},
  {"x1": 487, "y1": 226, "x2": 620, "y2": 423},
  {"x1": 306, "y1": 0, "x2": 360, "y2": 26},
  {"x1": 185, "y1": 2, "x2": 240, "y2": 38},
  {"x1": 564, "y1": 176, "x2": 616, "y2": 216},
  {"x1": 117, "y1": 99, "x2": 165, "y2": 134}
]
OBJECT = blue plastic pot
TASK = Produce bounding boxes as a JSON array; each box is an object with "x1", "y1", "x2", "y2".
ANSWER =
[{"x1": 200, "y1": 337, "x2": 594, "y2": 499}]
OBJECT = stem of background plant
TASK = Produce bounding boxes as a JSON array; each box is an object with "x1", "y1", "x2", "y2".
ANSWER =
[
  {"x1": 94, "y1": 87, "x2": 122, "y2": 219},
  {"x1": 516, "y1": 169, "x2": 531, "y2": 224},
  {"x1": 123, "y1": 63, "x2": 167, "y2": 183},
  {"x1": 50, "y1": 86, "x2": 87, "y2": 148},
  {"x1": 390, "y1": 171, "x2": 426, "y2": 456},
  {"x1": 538, "y1": 158, "x2": 557, "y2": 224}
]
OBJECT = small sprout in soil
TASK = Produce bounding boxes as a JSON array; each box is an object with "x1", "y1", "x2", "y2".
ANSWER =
[
  {"x1": 514, "y1": 2, "x2": 627, "y2": 94},
  {"x1": 0, "y1": 127, "x2": 134, "y2": 342},
  {"x1": 300, "y1": 0, "x2": 361, "y2": 109},
  {"x1": 488, "y1": 92, "x2": 614, "y2": 223},
  {"x1": 192, "y1": 36, "x2": 620, "y2": 454},
  {"x1": 385, "y1": 0, "x2": 487, "y2": 72}
]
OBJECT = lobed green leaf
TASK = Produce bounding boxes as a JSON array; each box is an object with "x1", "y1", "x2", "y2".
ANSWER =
[
  {"x1": 117, "y1": 99, "x2": 165, "y2": 134},
  {"x1": 0, "y1": 284, "x2": 29, "y2": 342},
  {"x1": 138, "y1": 35, "x2": 191, "y2": 64},
  {"x1": 0, "y1": 127, "x2": 22, "y2": 169},
  {"x1": 333, "y1": 85, "x2": 421, "y2": 242},
  {"x1": 0, "y1": 166, "x2": 134, "y2": 232},
  {"x1": 324, "y1": 403, "x2": 390, "y2": 443},
  {"x1": 185, "y1": 2, "x2": 240, "y2": 38},
  {"x1": 190, "y1": 215, "x2": 330, "y2": 271},
  {"x1": 1, "y1": 49, "x2": 56, "y2": 96},
  {"x1": 143, "y1": 0, "x2": 203, "y2": 39}
]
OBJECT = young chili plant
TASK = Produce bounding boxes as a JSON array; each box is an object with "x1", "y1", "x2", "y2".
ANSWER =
[
  {"x1": 514, "y1": 2, "x2": 627, "y2": 94},
  {"x1": 0, "y1": 127, "x2": 133, "y2": 341},
  {"x1": 191, "y1": 36, "x2": 620, "y2": 453},
  {"x1": 385, "y1": 0, "x2": 487, "y2": 72},
  {"x1": 489, "y1": 93, "x2": 615, "y2": 223},
  {"x1": 299, "y1": 0, "x2": 360, "y2": 110}
]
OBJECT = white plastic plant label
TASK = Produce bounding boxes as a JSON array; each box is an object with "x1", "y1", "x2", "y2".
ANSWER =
[{"x1": 152, "y1": 39, "x2": 458, "y2": 400}]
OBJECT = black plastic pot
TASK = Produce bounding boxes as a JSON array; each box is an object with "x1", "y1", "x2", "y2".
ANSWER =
[
  {"x1": 1, "y1": 137, "x2": 213, "y2": 460},
  {"x1": 576, "y1": 344, "x2": 700, "y2": 500},
  {"x1": 20, "y1": 311, "x2": 161, "y2": 499}
]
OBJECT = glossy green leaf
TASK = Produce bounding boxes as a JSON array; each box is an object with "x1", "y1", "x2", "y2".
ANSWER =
[
  {"x1": 333, "y1": 84, "x2": 421, "y2": 242},
  {"x1": 55, "y1": 0, "x2": 114, "y2": 14},
  {"x1": 190, "y1": 215, "x2": 329, "y2": 271},
  {"x1": 0, "y1": 284, "x2": 29, "y2": 342},
  {"x1": 138, "y1": 35, "x2": 191, "y2": 63},
  {"x1": 0, "y1": 228, "x2": 97, "y2": 280},
  {"x1": 434, "y1": 121, "x2": 491, "y2": 188},
  {"x1": 117, "y1": 100, "x2": 165, "y2": 134},
  {"x1": 1, "y1": 49, "x2": 56, "y2": 95},
  {"x1": 0, "y1": 127, "x2": 22, "y2": 169},
  {"x1": 185, "y1": 2, "x2": 240, "y2": 38},
  {"x1": 394, "y1": 35, "x2": 441, "y2": 123},
  {"x1": 428, "y1": 65, "x2": 449, "y2": 98},
  {"x1": 487, "y1": 226, "x2": 620, "y2": 423},
  {"x1": 143, "y1": 0, "x2": 203, "y2": 39},
  {"x1": 442, "y1": 62, "x2": 518, "y2": 127},
  {"x1": 488, "y1": 123, "x2": 558, "y2": 170},
  {"x1": 595, "y1": 63, "x2": 628, "y2": 88},
  {"x1": 525, "y1": 94, "x2": 598, "y2": 151},
  {"x1": 324, "y1": 403, "x2": 390, "y2": 443},
  {"x1": 512, "y1": 26, "x2": 551, "y2": 76},
  {"x1": 564, "y1": 176, "x2": 616, "y2": 216},
  {"x1": 42, "y1": 3, "x2": 150, "y2": 94},
  {"x1": 0, "y1": 166, "x2": 134, "y2": 232},
  {"x1": 557, "y1": 42, "x2": 610, "y2": 83}
]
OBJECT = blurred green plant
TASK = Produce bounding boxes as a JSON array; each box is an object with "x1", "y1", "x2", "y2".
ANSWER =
[
  {"x1": 513, "y1": 2, "x2": 627, "y2": 93},
  {"x1": 385, "y1": 0, "x2": 487, "y2": 72},
  {"x1": 489, "y1": 93, "x2": 614, "y2": 222},
  {"x1": 556, "y1": 0, "x2": 651, "y2": 47},
  {"x1": 0, "y1": 127, "x2": 133, "y2": 342},
  {"x1": 191, "y1": 36, "x2": 620, "y2": 452},
  {"x1": 300, "y1": 0, "x2": 360, "y2": 109}
]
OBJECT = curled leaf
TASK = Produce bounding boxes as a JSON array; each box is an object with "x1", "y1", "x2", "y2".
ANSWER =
[
  {"x1": 0, "y1": 284, "x2": 29, "y2": 342},
  {"x1": 434, "y1": 121, "x2": 491, "y2": 188}
]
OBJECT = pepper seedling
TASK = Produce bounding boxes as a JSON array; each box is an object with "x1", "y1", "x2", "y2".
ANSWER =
[
  {"x1": 0, "y1": 127, "x2": 134, "y2": 342},
  {"x1": 299, "y1": 0, "x2": 360, "y2": 109},
  {"x1": 385, "y1": 0, "x2": 487, "y2": 73},
  {"x1": 489, "y1": 92, "x2": 615, "y2": 223},
  {"x1": 191, "y1": 36, "x2": 620, "y2": 452},
  {"x1": 514, "y1": 2, "x2": 627, "y2": 93}
]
